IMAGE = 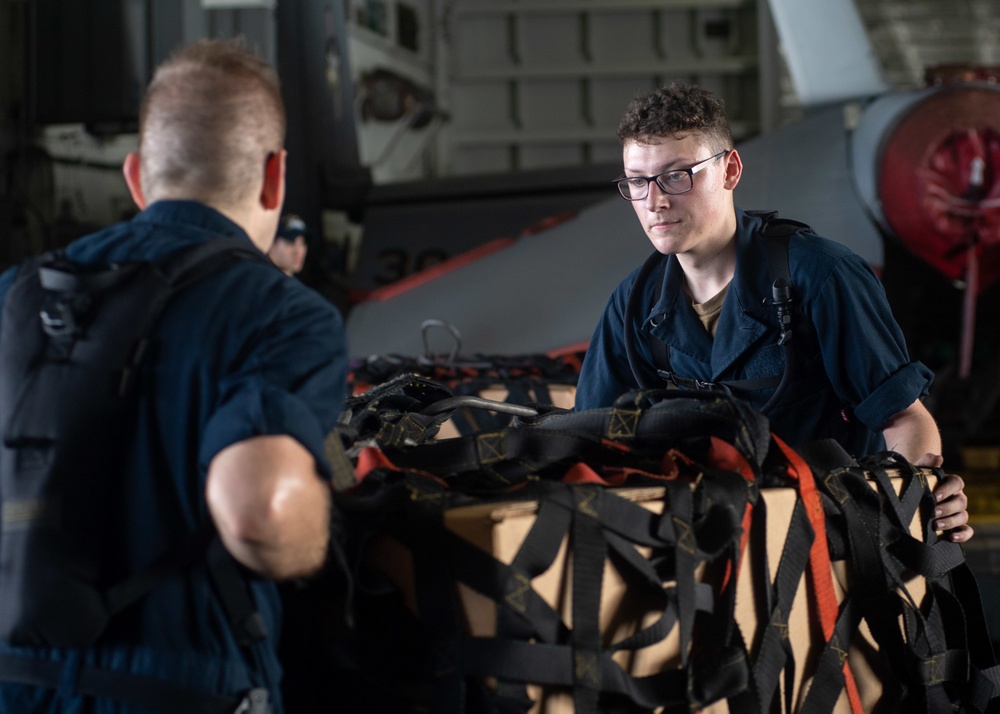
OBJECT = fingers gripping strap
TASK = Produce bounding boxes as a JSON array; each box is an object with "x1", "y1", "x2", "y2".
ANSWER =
[{"x1": 868, "y1": 460, "x2": 965, "y2": 580}]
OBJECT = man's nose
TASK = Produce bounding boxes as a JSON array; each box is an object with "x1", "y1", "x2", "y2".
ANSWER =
[{"x1": 644, "y1": 180, "x2": 671, "y2": 209}]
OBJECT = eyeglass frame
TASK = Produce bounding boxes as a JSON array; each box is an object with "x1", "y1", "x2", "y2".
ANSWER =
[{"x1": 613, "y1": 149, "x2": 730, "y2": 200}]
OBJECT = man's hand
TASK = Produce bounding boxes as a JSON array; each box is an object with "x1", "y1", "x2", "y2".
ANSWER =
[{"x1": 914, "y1": 452, "x2": 974, "y2": 543}]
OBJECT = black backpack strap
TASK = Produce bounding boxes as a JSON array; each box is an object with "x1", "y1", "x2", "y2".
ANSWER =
[
  {"x1": 0, "y1": 238, "x2": 274, "y2": 708},
  {"x1": 102, "y1": 237, "x2": 271, "y2": 627},
  {"x1": 103, "y1": 529, "x2": 215, "y2": 623},
  {"x1": 155, "y1": 236, "x2": 270, "y2": 288},
  {"x1": 206, "y1": 537, "x2": 270, "y2": 646},
  {"x1": 624, "y1": 211, "x2": 813, "y2": 409},
  {"x1": 623, "y1": 249, "x2": 780, "y2": 396},
  {"x1": 110, "y1": 239, "x2": 273, "y2": 648},
  {"x1": 0, "y1": 653, "x2": 267, "y2": 714}
]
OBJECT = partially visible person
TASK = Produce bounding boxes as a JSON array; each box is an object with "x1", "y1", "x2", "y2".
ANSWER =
[
  {"x1": 268, "y1": 213, "x2": 310, "y2": 276},
  {"x1": 576, "y1": 82, "x2": 972, "y2": 542},
  {"x1": 0, "y1": 39, "x2": 348, "y2": 712}
]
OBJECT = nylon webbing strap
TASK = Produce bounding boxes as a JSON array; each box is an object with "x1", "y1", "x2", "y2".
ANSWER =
[
  {"x1": 0, "y1": 653, "x2": 243, "y2": 714},
  {"x1": 205, "y1": 538, "x2": 268, "y2": 647},
  {"x1": 949, "y1": 563, "x2": 1000, "y2": 711},
  {"x1": 375, "y1": 392, "x2": 771, "y2": 490},
  {"x1": 807, "y1": 451, "x2": 994, "y2": 712},
  {"x1": 666, "y1": 480, "x2": 697, "y2": 668},
  {"x1": 570, "y1": 487, "x2": 606, "y2": 713},
  {"x1": 378, "y1": 477, "x2": 747, "y2": 712},
  {"x1": 752, "y1": 498, "x2": 812, "y2": 712},
  {"x1": 823, "y1": 465, "x2": 910, "y2": 707},
  {"x1": 775, "y1": 436, "x2": 865, "y2": 714},
  {"x1": 340, "y1": 385, "x2": 1000, "y2": 713}
]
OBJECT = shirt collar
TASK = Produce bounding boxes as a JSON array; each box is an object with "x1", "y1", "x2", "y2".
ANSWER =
[{"x1": 134, "y1": 200, "x2": 252, "y2": 243}]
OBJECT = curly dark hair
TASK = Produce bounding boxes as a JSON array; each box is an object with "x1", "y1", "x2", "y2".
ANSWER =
[{"x1": 617, "y1": 82, "x2": 732, "y2": 153}]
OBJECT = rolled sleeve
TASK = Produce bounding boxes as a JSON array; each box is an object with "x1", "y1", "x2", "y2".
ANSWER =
[
  {"x1": 197, "y1": 280, "x2": 348, "y2": 478},
  {"x1": 853, "y1": 360, "x2": 934, "y2": 432},
  {"x1": 202, "y1": 382, "x2": 335, "y2": 477},
  {"x1": 805, "y1": 250, "x2": 928, "y2": 420}
]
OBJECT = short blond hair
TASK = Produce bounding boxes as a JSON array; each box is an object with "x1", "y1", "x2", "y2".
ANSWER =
[{"x1": 138, "y1": 38, "x2": 286, "y2": 207}]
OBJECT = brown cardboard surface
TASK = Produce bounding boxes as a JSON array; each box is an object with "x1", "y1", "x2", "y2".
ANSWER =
[{"x1": 369, "y1": 471, "x2": 936, "y2": 713}]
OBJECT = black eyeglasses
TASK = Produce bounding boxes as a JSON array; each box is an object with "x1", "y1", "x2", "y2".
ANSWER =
[{"x1": 614, "y1": 150, "x2": 729, "y2": 200}]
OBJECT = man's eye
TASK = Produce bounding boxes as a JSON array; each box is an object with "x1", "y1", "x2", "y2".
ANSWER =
[
  {"x1": 661, "y1": 172, "x2": 687, "y2": 184},
  {"x1": 626, "y1": 178, "x2": 647, "y2": 188}
]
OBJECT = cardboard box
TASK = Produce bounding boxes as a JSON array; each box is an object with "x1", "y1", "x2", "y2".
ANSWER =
[{"x1": 369, "y1": 471, "x2": 934, "y2": 713}]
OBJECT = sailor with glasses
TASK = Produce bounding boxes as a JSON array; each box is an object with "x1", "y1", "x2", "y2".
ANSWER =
[{"x1": 575, "y1": 82, "x2": 971, "y2": 543}]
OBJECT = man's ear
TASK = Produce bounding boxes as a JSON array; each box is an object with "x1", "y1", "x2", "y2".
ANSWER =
[
  {"x1": 122, "y1": 152, "x2": 147, "y2": 210},
  {"x1": 261, "y1": 150, "x2": 286, "y2": 211},
  {"x1": 722, "y1": 148, "x2": 743, "y2": 191}
]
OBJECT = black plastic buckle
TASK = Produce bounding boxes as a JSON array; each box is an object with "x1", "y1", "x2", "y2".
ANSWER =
[{"x1": 657, "y1": 370, "x2": 718, "y2": 392}]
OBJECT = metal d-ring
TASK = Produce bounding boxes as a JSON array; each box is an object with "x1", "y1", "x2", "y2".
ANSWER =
[{"x1": 421, "y1": 319, "x2": 462, "y2": 364}]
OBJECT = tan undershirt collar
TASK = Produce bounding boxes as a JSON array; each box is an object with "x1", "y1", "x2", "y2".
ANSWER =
[{"x1": 687, "y1": 282, "x2": 731, "y2": 337}]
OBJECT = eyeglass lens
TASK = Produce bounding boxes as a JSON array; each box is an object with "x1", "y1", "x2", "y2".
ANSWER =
[{"x1": 618, "y1": 172, "x2": 692, "y2": 199}]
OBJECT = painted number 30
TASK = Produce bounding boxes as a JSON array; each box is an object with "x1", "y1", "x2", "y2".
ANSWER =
[{"x1": 375, "y1": 248, "x2": 449, "y2": 285}]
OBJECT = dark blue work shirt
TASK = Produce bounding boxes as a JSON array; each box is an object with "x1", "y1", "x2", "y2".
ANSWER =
[
  {"x1": 575, "y1": 208, "x2": 933, "y2": 457},
  {"x1": 0, "y1": 201, "x2": 348, "y2": 712}
]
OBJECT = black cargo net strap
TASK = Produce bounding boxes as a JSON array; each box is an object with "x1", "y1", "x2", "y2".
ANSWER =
[
  {"x1": 750, "y1": 498, "x2": 814, "y2": 714},
  {"x1": 798, "y1": 446, "x2": 999, "y2": 713},
  {"x1": 344, "y1": 377, "x2": 771, "y2": 466},
  {"x1": 338, "y1": 387, "x2": 1000, "y2": 713},
  {"x1": 348, "y1": 348, "x2": 582, "y2": 439},
  {"x1": 362, "y1": 388, "x2": 772, "y2": 490},
  {"x1": 356, "y1": 474, "x2": 748, "y2": 714}
]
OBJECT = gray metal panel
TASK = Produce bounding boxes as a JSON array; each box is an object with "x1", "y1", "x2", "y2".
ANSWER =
[
  {"x1": 734, "y1": 102, "x2": 885, "y2": 267},
  {"x1": 765, "y1": 0, "x2": 889, "y2": 105},
  {"x1": 346, "y1": 197, "x2": 645, "y2": 358}
]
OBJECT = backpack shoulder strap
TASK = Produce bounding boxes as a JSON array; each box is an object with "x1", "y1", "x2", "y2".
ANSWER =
[
  {"x1": 99, "y1": 238, "x2": 271, "y2": 633},
  {"x1": 31, "y1": 238, "x2": 271, "y2": 628},
  {"x1": 625, "y1": 211, "x2": 815, "y2": 403},
  {"x1": 155, "y1": 236, "x2": 270, "y2": 288},
  {"x1": 751, "y1": 208, "x2": 814, "y2": 290}
]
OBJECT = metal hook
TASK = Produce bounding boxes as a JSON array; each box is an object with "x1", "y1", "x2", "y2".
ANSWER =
[
  {"x1": 419, "y1": 395, "x2": 538, "y2": 418},
  {"x1": 421, "y1": 319, "x2": 461, "y2": 364}
]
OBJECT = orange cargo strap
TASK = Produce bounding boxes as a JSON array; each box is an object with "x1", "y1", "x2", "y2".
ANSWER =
[{"x1": 774, "y1": 436, "x2": 864, "y2": 714}]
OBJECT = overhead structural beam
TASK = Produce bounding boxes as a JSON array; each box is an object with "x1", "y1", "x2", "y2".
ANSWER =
[{"x1": 276, "y1": 0, "x2": 370, "y2": 228}]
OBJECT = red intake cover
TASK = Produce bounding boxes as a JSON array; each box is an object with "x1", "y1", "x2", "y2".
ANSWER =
[{"x1": 879, "y1": 86, "x2": 1000, "y2": 293}]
